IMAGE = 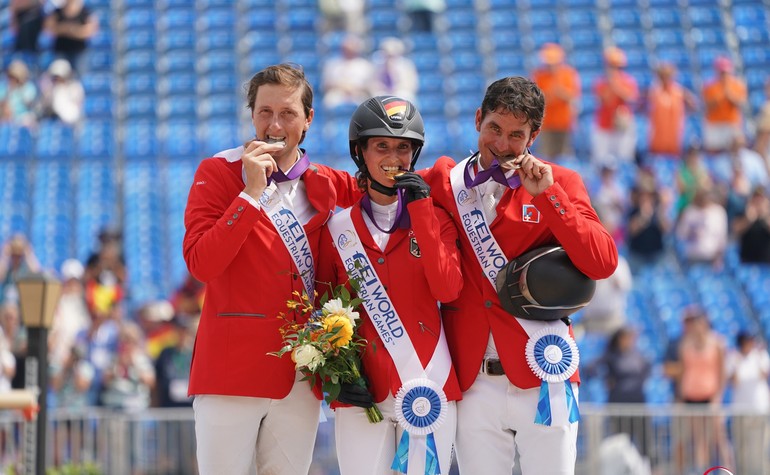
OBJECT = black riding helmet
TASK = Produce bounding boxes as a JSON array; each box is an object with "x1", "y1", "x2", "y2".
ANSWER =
[{"x1": 349, "y1": 96, "x2": 425, "y2": 194}]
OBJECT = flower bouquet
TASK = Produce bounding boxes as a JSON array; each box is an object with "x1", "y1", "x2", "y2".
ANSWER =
[{"x1": 270, "y1": 285, "x2": 383, "y2": 423}]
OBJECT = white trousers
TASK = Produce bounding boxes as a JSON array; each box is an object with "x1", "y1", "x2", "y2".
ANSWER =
[
  {"x1": 455, "y1": 373, "x2": 579, "y2": 475},
  {"x1": 193, "y1": 374, "x2": 321, "y2": 475},
  {"x1": 334, "y1": 394, "x2": 457, "y2": 475}
]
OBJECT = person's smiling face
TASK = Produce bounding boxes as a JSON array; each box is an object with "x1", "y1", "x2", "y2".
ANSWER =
[
  {"x1": 475, "y1": 107, "x2": 539, "y2": 169},
  {"x1": 362, "y1": 136, "x2": 414, "y2": 186},
  {"x1": 251, "y1": 83, "x2": 313, "y2": 165}
]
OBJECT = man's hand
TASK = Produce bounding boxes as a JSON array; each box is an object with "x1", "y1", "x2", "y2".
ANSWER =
[
  {"x1": 241, "y1": 139, "x2": 285, "y2": 199},
  {"x1": 394, "y1": 172, "x2": 431, "y2": 204},
  {"x1": 511, "y1": 153, "x2": 554, "y2": 197},
  {"x1": 337, "y1": 381, "x2": 375, "y2": 408}
]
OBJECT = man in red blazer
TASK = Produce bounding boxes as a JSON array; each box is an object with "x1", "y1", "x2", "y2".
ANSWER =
[
  {"x1": 183, "y1": 64, "x2": 358, "y2": 475},
  {"x1": 424, "y1": 76, "x2": 619, "y2": 474}
]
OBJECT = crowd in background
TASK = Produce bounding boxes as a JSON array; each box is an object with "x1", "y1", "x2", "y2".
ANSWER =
[
  {"x1": 1, "y1": 0, "x2": 96, "y2": 128},
  {"x1": 0, "y1": 228, "x2": 202, "y2": 414}
]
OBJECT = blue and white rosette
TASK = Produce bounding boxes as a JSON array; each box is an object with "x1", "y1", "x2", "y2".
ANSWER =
[
  {"x1": 391, "y1": 378, "x2": 448, "y2": 475},
  {"x1": 525, "y1": 327, "x2": 580, "y2": 426}
]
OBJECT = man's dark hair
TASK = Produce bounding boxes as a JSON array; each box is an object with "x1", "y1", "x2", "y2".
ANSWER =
[
  {"x1": 480, "y1": 76, "x2": 545, "y2": 132},
  {"x1": 245, "y1": 63, "x2": 313, "y2": 118}
]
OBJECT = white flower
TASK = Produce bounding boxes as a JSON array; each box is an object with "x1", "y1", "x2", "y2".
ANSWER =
[
  {"x1": 292, "y1": 344, "x2": 325, "y2": 371},
  {"x1": 322, "y1": 298, "x2": 360, "y2": 323}
]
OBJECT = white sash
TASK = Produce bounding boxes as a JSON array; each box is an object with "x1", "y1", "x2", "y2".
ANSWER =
[
  {"x1": 449, "y1": 157, "x2": 579, "y2": 426},
  {"x1": 259, "y1": 185, "x2": 315, "y2": 297},
  {"x1": 328, "y1": 207, "x2": 451, "y2": 474}
]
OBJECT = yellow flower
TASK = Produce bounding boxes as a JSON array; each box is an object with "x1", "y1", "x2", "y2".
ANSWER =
[{"x1": 323, "y1": 315, "x2": 354, "y2": 348}]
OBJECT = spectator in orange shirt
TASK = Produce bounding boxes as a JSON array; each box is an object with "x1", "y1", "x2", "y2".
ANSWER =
[
  {"x1": 591, "y1": 46, "x2": 639, "y2": 166},
  {"x1": 532, "y1": 43, "x2": 580, "y2": 161},
  {"x1": 646, "y1": 62, "x2": 698, "y2": 156},
  {"x1": 702, "y1": 56, "x2": 747, "y2": 154}
]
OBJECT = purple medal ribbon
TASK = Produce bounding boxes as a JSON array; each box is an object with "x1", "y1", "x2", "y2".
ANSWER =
[
  {"x1": 360, "y1": 190, "x2": 411, "y2": 234},
  {"x1": 267, "y1": 150, "x2": 310, "y2": 185},
  {"x1": 463, "y1": 154, "x2": 522, "y2": 189}
]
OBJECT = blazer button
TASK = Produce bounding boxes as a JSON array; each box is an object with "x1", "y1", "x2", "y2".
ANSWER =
[
  {"x1": 559, "y1": 209, "x2": 566, "y2": 215},
  {"x1": 554, "y1": 202, "x2": 560, "y2": 208},
  {"x1": 227, "y1": 220, "x2": 233, "y2": 225},
  {"x1": 549, "y1": 195, "x2": 557, "y2": 201},
  {"x1": 237, "y1": 206, "x2": 244, "y2": 212},
  {"x1": 484, "y1": 300, "x2": 492, "y2": 308},
  {"x1": 232, "y1": 213, "x2": 239, "y2": 218},
  {"x1": 377, "y1": 257, "x2": 385, "y2": 264}
]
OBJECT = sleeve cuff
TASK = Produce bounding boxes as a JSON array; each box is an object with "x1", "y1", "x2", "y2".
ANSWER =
[{"x1": 239, "y1": 191, "x2": 261, "y2": 210}]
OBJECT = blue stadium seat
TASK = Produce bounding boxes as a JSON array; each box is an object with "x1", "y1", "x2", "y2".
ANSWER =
[
  {"x1": 84, "y1": 93, "x2": 114, "y2": 119},
  {"x1": 449, "y1": 51, "x2": 484, "y2": 72},
  {"x1": 158, "y1": 9, "x2": 197, "y2": 31},
  {"x1": 159, "y1": 95, "x2": 197, "y2": 119},
  {"x1": 440, "y1": 31, "x2": 478, "y2": 51},
  {"x1": 158, "y1": 29, "x2": 196, "y2": 52},
  {"x1": 529, "y1": 29, "x2": 560, "y2": 49},
  {"x1": 369, "y1": 8, "x2": 402, "y2": 30},
  {"x1": 418, "y1": 71, "x2": 445, "y2": 94},
  {"x1": 125, "y1": 72, "x2": 157, "y2": 94},
  {"x1": 688, "y1": 6, "x2": 722, "y2": 27},
  {"x1": 0, "y1": 125, "x2": 34, "y2": 158},
  {"x1": 610, "y1": 8, "x2": 642, "y2": 28},
  {"x1": 530, "y1": 12, "x2": 559, "y2": 31},
  {"x1": 82, "y1": 71, "x2": 112, "y2": 94},
  {"x1": 241, "y1": 31, "x2": 280, "y2": 51},
  {"x1": 77, "y1": 120, "x2": 113, "y2": 159},
  {"x1": 243, "y1": 52, "x2": 284, "y2": 73},
  {"x1": 123, "y1": 50, "x2": 156, "y2": 72},
  {"x1": 570, "y1": 30, "x2": 603, "y2": 49},
  {"x1": 417, "y1": 92, "x2": 446, "y2": 117},
  {"x1": 242, "y1": 9, "x2": 277, "y2": 29},
  {"x1": 199, "y1": 30, "x2": 236, "y2": 52},
  {"x1": 733, "y1": 5, "x2": 767, "y2": 27},
  {"x1": 122, "y1": 7, "x2": 155, "y2": 29},
  {"x1": 158, "y1": 50, "x2": 196, "y2": 74},
  {"x1": 161, "y1": 120, "x2": 199, "y2": 158},
  {"x1": 613, "y1": 29, "x2": 646, "y2": 49},
  {"x1": 277, "y1": 7, "x2": 316, "y2": 30},
  {"x1": 123, "y1": 121, "x2": 159, "y2": 159},
  {"x1": 87, "y1": 50, "x2": 113, "y2": 71},
  {"x1": 122, "y1": 28, "x2": 155, "y2": 51},
  {"x1": 124, "y1": 94, "x2": 156, "y2": 120},
  {"x1": 198, "y1": 95, "x2": 239, "y2": 119},
  {"x1": 741, "y1": 46, "x2": 770, "y2": 67},
  {"x1": 197, "y1": 53, "x2": 237, "y2": 73},
  {"x1": 197, "y1": 7, "x2": 236, "y2": 31},
  {"x1": 649, "y1": 8, "x2": 682, "y2": 28},
  {"x1": 158, "y1": 73, "x2": 197, "y2": 96},
  {"x1": 444, "y1": 73, "x2": 486, "y2": 95},
  {"x1": 736, "y1": 26, "x2": 770, "y2": 46},
  {"x1": 691, "y1": 28, "x2": 726, "y2": 47},
  {"x1": 411, "y1": 51, "x2": 442, "y2": 71},
  {"x1": 288, "y1": 31, "x2": 319, "y2": 52},
  {"x1": 563, "y1": 8, "x2": 598, "y2": 30},
  {"x1": 443, "y1": 8, "x2": 478, "y2": 30},
  {"x1": 651, "y1": 28, "x2": 686, "y2": 49},
  {"x1": 200, "y1": 119, "x2": 240, "y2": 156},
  {"x1": 35, "y1": 121, "x2": 76, "y2": 160},
  {"x1": 197, "y1": 73, "x2": 238, "y2": 95},
  {"x1": 494, "y1": 51, "x2": 526, "y2": 72}
]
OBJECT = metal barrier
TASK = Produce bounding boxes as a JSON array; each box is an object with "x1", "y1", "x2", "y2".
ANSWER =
[{"x1": 0, "y1": 404, "x2": 766, "y2": 474}]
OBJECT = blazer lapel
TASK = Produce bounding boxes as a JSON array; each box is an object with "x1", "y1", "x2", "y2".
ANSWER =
[{"x1": 302, "y1": 165, "x2": 335, "y2": 231}]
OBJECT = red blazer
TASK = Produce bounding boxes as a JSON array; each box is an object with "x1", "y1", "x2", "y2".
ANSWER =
[
  {"x1": 317, "y1": 198, "x2": 464, "y2": 404},
  {"x1": 424, "y1": 156, "x2": 618, "y2": 392},
  {"x1": 183, "y1": 155, "x2": 359, "y2": 398}
]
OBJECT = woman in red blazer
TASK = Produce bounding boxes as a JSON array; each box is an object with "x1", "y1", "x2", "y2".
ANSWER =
[
  {"x1": 183, "y1": 64, "x2": 359, "y2": 475},
  {"x1": 317, "y1": 96, "x2": 463, "y2": 475}
]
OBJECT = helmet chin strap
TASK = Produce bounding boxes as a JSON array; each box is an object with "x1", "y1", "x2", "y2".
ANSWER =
[{"x1": 369, "y1": 177, "x2": 399, "y2": 196}]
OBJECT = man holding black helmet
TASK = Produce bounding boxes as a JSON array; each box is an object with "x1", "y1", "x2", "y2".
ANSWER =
[{"x1": 423, "y1": 76, "x2": 618, "y2": 474}]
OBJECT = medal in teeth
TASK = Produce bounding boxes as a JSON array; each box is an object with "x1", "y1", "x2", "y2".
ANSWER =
[{"x1": 384, "y1": 166, "x2": 405, "y2": 178}]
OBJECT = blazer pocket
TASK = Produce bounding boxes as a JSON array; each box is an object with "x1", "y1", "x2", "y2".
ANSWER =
[{"x1": 217, "y1": 312, "x2": 266, "y2": 318}]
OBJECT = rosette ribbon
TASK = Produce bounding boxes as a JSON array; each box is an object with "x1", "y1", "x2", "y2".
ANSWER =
[
  {"x1": 525, "y1": 328, "x2": 580, "y2": 426},
  {"x1": 391, "y1": 379, "x2": 448, "y2": 475}
]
